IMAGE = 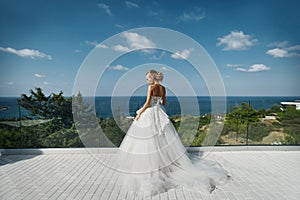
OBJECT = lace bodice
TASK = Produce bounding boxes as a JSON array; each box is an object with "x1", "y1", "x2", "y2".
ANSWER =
[{"x1": 150, "y1": 96, "x2": 163, "y2": 106}]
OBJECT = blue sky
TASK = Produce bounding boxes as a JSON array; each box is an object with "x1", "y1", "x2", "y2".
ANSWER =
[{"x1": 0, "y1": 0, "x2": 299, "y2": 97}]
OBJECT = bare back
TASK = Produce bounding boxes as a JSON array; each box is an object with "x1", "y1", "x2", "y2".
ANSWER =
[
  {"x1": 150, "y1": 84, "x2": 166, "y2": 105},
  {"x1": 151, "y1": 84, "x2": 165, "y2": 96}
]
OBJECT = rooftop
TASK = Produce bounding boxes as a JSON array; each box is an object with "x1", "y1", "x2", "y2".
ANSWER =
[{"x1": 1, "y1": 146, "x2": 300, "y2": 200}]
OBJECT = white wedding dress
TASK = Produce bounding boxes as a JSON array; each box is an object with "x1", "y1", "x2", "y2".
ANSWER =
[{"x1": 115, "y1": 96, "x2": 231, "y2": 197}]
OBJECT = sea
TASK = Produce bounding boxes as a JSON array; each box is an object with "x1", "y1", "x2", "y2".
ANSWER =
[{"x1": 0, "y1": 96, "x2": 299, "y2": 120}]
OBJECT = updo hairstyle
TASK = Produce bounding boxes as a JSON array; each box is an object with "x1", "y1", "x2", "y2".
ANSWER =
[{"x1": 146, "y1": 69, "x2": 164, "y2": 82}]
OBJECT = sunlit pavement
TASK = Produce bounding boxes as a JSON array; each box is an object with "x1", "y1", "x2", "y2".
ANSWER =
[{"x1": 1, "y1": 146, "x2": 300, "y2": 200}]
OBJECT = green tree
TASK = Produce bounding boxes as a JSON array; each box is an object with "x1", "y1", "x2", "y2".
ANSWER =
[
  {"x1": 18, "y1": 88, "x2": 73, "y2": 128},
  {"x1": 222, "y1": 102, "x2": 259, "y2": 143},
  {"x1": 268, "y1": 105, "x2": 282, "y2": 115},
  {"x1": 280, "y1": 106, "x2": 300, "y2": 144},
  {"x1": 248, "y1": 122, "x2": 272, "y2": 142},
  {"x1": 0, "y1": 88, "x2": 86, "y2": 148},
  {"x1": 258, "y1": 108, "x2": 267, "y2": 118}
]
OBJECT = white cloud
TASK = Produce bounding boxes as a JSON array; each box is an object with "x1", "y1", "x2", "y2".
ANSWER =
[
  {"x1": 236, "y1": 64, "x2": 271, "y2": 72},
  {"x1": 122, "y1": 32, "x2": 156, "y2": 49},
  {"x1": 0, "y1": 47, "x2": 52, "y2": 60},
  {"x1": 74, "y1": 50, "x2": 81, "y2": 53},
  {"x1": 171, "y1": 48, "x2": 193, "y2": 60},
  {"x1": 286, "y1": 45, "x2": 300, "y2": 51},
  {"x1": 268, "y1": 41, "x2": 289, "y2": 48},
  {"x1": 97, "y1": 44, "x2": 108, "y2": 49},
  {"x1": 125, "y1": 1, "x2": 139, "y2": 8},
  {"x1": 85, "y1": 40, "x2": 99, "y2": 47},
  {"x1": 178, "y1": 7, "x2": 205, "y2": 22},
  {"x1": 0, "y1": 81, "x2": 15, "y2": 88},
  {"x1": 226, "y1": 64, "x2": 244, "y2": 67},
  {"x1": 150, "y1": 55, "x2": 160, "y2": 60},
  {"x1": 43, "y1": 81, "x2": 50, "y2": 85},
  {"x1": 109, "y1": 65, "x2": 129, "y2": 71},
  {"x1": 217, "y1": 31, "x2": 257, "y2": 51},
  {"x1": 266, "y1": 48, "x2": 288, "y2": 58},
  {"x1": 112, "y1": 45, "x2": 131, "y2": 52},
  {"x1": 34, "y1": 73, "x2": 46, "y2": 78},
  {"x1": 150, "y1": 51, "x2": 166, "y2": 61},
  {"x1": 97, "y1": 3, "x2": 111, "y2": 15},
  {"x1": 85, "y1": 40, "x2": 108, "y2": 48},
  {"x1": 266, "y1": 44, "x2": 300, "y2": 58},
  {"x1": 115, "y1": 24, "x2": 125, "y2": 29},
  {"x1": 4, "y1": 81, "x2": 14, "y2": 85},
  {"x1": 111, "y1": 32, "x2": 156, "y2": 53},
  {"x1": 160, "y1": 66, "x2": 170, "y2": 71}
]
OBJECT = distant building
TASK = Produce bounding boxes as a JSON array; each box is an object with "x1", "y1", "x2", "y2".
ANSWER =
[
  {"x1": 265, "y1": 116, "x2": 276, "y2": 120},
  {"x1": 0, "y1": 106, "x2": 8, "y2": 111},
  {"x1": 280, "y1": 101, "x2": 300, "y2": 110}
]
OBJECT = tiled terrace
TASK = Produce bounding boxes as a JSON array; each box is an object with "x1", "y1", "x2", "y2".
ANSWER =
[{"x1": 1, "y1": 146, "x2": 300, "y2": 200}]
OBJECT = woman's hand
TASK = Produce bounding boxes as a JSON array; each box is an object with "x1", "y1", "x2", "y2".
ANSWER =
[{"x1": 135, "y1": 113, "x2": 141, "y2": 121}]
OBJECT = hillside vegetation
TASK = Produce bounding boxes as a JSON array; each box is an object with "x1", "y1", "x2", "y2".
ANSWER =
[{"x1": 0, "y1": 88, "x2": 299, "y2": 148}]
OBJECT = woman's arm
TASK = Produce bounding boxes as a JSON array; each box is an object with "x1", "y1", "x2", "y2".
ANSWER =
[{"x1": 135, "y1": 85, "x2": 152, "y2": 120}]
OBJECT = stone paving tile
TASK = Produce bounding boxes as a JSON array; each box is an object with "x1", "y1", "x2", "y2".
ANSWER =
[{"x1": 0, "y1": 151, "x2": 300, "y2": 200}]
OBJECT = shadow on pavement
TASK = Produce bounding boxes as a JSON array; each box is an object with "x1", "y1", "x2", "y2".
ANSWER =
[{"x1": 0, "y1": 149, "x2": 44, "y2": 166}]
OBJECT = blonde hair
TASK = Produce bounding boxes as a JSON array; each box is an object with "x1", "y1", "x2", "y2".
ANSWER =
[{"x1": 146, "y1": 69, "x2": 164, "y2": 82}]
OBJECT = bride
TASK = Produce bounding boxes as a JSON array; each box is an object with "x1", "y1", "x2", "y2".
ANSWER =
[{"x1": 115, "y1": 69, "x2": 231, "y2": 197}]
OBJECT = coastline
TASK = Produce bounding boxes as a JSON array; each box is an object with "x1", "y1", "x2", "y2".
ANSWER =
[{"x1": 1, "y1": 96, "x2": 299, "y2": 120}]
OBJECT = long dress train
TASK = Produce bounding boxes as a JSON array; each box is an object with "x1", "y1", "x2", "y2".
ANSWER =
[{"x1": 114, "y1": 96, "x2": 231, "y2": 197}]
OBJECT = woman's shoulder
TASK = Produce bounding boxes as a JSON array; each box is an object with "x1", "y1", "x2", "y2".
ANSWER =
[
  {"x1": 157, "y1": 84, "x2": 165, "y2": 91},
  {"x1": 150, "y1": 84, "x2": 164, "y2": 91},
  {"x1": 153, "y1": 83, "x2": 165, "y2": 87}
]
